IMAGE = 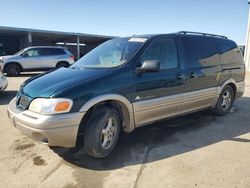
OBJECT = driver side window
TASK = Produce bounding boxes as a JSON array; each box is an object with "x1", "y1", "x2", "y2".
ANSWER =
[
  {"x1": 140, "y1": 38, "x2": 178, "y2": 69},
  {"x1": 22, "y1": 49, "x2": 40, "y2": 57}
]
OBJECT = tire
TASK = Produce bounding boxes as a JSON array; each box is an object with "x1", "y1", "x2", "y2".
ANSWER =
[
  {"x1": 84, "y1": 106, "x2": 121, "y2": 158},
  {"x1": 212, "y1": 85, "x2": 235, "y2": 115},
  {"x1": 5, "y1": 64, "x2": 21, "y2": 76},
  {"x1": 56, "y1": 62, "x2": 69, "y2": 68}
]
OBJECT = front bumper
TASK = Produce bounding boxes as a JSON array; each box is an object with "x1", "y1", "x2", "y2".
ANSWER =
[
  {"x1": 0, "y1": 75, "x2": 8, "y2": 91},
  {"x1": 7, "y1": 98, "x2": 84, "y2": 148}
]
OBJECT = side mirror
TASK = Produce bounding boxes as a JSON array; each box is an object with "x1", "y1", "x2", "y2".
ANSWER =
[{"x1": 137, "y1": 60, "x2": 160, "y2": 73}]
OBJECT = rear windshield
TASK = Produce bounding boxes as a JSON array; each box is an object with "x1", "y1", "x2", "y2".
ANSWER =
[{"x1": 73, "y1": 37, "x2": 146, "y2": 68}]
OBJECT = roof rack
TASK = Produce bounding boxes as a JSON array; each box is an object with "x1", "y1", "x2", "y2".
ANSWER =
[{"x1": 178, "y1": 31, "x2": 228, "y2": 39}]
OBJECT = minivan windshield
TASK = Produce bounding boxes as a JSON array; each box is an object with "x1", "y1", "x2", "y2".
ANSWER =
[
  {"x1": 73, "y1": 37, "x2": 147, "y2": 68},
  {"x1": 14, "y1": 48, "x2": 27, "y2": 55}
]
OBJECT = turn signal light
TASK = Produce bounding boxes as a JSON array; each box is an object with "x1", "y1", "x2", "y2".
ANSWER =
[{"x1": 55, "y1": 102, "x2": 71, "y2": 112}]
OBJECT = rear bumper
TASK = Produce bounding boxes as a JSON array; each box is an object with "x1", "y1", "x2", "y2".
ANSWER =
[
  {"x1": 236, "y1": 81, "x2": 245, "y2": 98},
  {"x1": 7, "y1": 99, "x2": 84, "y2": 148},
  {"x1": 0, "y1": 75, "x2": 8, "y2": 91}
]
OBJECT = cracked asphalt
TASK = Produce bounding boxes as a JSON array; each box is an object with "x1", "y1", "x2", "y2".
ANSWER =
[{"x1": 0, "y1": 72, "x2": 250, "y2": 188}]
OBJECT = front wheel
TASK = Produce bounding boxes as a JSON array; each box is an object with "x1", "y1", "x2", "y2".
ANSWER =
[
  {"x1": 5, "y1": 64, "x2": 21, "y2": 76},
  {"x1": 212, "y1": 85, "x2": 234, "y2": 115},
  {"x1": 84, "y1": 106, "x2": 121, "y2": 158}
]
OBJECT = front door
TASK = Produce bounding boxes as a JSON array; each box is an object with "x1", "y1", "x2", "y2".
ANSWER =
[
  {"x1": 132, "y1": 37, "x2": 186, "y2": 126},
  {"x1": 20, "y1": 48, "x2": 44, "y2": 69}
]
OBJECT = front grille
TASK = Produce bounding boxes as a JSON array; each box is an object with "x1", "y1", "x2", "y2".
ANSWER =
[
  {"x1": 16, "y1": 93, "x2": 32, "y2": 110},
  {"x1": 19, "y1": 96, "x2": 30, "y2": 110}
]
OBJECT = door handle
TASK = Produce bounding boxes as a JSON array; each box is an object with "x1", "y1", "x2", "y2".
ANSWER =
[
  {"x1": 189, "y1": 72, "x2": 196, "y2": 78},
  {"x1": 164, "y1": 81, "x2": 176, "y2": 87},
  {"x1": 176, "y1": 74, "x2": 185, "y2": 80}
]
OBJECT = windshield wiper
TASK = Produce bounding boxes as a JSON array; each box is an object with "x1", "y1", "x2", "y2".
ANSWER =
[{"x1": 71, "y1": 66, "x2": 82, "y2": 70}]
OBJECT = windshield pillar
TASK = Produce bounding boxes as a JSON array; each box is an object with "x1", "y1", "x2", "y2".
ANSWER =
[{"x1": 77, "y1": 36, "x2": 80, "y2": 60}]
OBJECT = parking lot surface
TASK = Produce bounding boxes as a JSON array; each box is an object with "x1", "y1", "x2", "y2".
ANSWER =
[{"x1": 0, "y1": 72, "x2": 250, "y2": 188}]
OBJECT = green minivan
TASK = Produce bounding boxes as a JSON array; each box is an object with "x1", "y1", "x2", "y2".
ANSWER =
[{"x1": 8, "y1": 31, "x2": 245, "y2": 158}]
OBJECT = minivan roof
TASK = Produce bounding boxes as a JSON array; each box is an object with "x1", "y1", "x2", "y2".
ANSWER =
[{"x1": 129, "y1": 31, "x2": 231, "y2": 41}]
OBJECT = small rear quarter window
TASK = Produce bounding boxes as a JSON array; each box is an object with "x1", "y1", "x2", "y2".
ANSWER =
[
  {"x1": 213, "y1": 38, "x2": 243, "y2": 65},
  {"x1": 213, "y1": 39, "x2": 237, "y2": 54}
]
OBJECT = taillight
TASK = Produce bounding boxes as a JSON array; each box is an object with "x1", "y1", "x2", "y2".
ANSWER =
[
  {"x1": 243, "y1": 63, "x2": 246, "y2": 80},
  {"x1": 70, "y1": 55, "x2": 75, "y2": 61}
]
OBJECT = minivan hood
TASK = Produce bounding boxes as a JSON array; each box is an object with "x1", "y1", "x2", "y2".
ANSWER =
[{"x1": 21, "y1": 67, "x2": 110, "y2": 98}]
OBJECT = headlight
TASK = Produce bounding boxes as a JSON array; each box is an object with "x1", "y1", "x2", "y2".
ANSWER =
[
  {"x1": 0, "y1": 58, "x2": 5, "y2": 62},
  {"x1": 29, "y1": 98, "x2": 73, "y2": 114}
]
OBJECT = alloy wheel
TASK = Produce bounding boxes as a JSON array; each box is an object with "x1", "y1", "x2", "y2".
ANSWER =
[
  {"x1": 101, "y1": 117, "x2": 117, "y2": 149},
  {"x1": 221, "y1": 90, "x2": 232, "y2": 111}
]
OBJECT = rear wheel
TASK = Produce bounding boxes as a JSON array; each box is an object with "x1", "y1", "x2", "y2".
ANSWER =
[
  {"x1": 84, "y1": 106, "x2": 121, "y2": 158},
  {"x1": 212, "y1": 85, "x2": 234, "y2": 115},
  {"x1": 56, "y1": 62, "x2": 69, "y2": 68},
  {"x1": 5, "y1": 64, "x2": 21, "y2": 76}
]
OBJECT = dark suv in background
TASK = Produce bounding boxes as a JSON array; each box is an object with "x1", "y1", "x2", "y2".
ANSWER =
[
  {"x1": 8, "y1": 31, "x2": 245, "y2": 158},
  {"x1": 0, "y1": 46, "x2": 74, "y2": 76}
]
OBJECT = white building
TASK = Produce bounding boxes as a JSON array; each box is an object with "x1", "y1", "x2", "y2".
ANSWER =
[{"x1": 244, "y1": 1, "x2": 250, "y2": 71}]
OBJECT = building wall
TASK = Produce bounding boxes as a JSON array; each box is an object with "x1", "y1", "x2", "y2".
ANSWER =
[
  {"x1": 0, "y1": 35, "x2": 100, "y2": 58},
  {"x1": 244, "y1": 3, "x2": 250, "y2": 71},
  {"x1": 0, "y1": 36, "x2": 20, "y2": 56}
]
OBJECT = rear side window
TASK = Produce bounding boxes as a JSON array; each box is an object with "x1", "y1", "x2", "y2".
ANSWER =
[
  {"x1": 39, "y1": 48, "x2": 66, "y2": 56},
  {"x1": 51, "y1": 48, "x2": 66, "y2": 55},
  {"x1": 140, "y1": 38, "x2": 178, "y2": 69},
  {"x1": 182, "y1": 37, "x2": 219, "y2": 68},
  {"x1": 213, "y1": 39, "x2": 237, "y2": 54}
]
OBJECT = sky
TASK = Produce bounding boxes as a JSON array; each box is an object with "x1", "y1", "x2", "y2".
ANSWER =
[{"x1": 0, "y1": 0, "x2": 249, "y2": 45}]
